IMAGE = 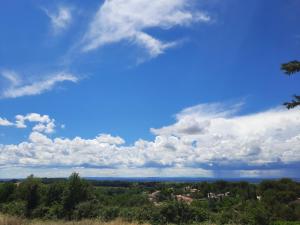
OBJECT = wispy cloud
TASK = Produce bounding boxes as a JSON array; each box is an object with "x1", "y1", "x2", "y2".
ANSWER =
[
  {"x1": 1, "y1": 70, "x2": 79, "y2": 99},
  {"x1": 81, "y1": 0, "x2": 210, "y2": 58},
  {"x1": 0, "y1": 103, "x2": 300, "y2": 178},
  {"x1": 0, "y1": 117, "x2": 14, "y2": 127},
  {"x1": 43, "y1": 6, "x2": 72, "y2": 34},
  {"x1": 1, "y1": 70, "x2": 22, "y2": 86}
]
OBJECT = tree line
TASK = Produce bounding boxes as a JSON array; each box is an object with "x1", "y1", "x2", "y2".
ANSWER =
[{"x1": 0, "y1": 173, "x2": 300, "y2": 225}]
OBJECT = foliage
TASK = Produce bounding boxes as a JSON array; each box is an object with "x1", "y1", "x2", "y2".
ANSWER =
[
  {"x1": 282, "y1": 61, "x2": 300, "y2": 75},
  {"x1": 17, "y1": 175, "x2": 41, "y2": 217},
  {"x1": 156, "y1": 201, "x2": 208, "y2": 224},
  {"x1": 0, "y1": 174, "x2": 299, "y2": 225},
  {"x1": 62, "y1": 173, "x2": 92, "y2": 218},
  {"x1": 281, "y1": 60, "x2": 300, "y2": 109},
  {"x1": 0, "y1": 182, "x2": 16, "y2": 203}
]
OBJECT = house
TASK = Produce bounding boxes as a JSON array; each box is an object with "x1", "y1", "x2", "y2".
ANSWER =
[
  {"x1": 190, "y1": 188, "x2": 198, "y2": 193},
  {"x1": 208, "y1": 192, "x2": 230, "y2": 200},
  {"x1": 184, "y1": 186, "x2": 199, "y2": 193},
  {"x1": 176, "y1": 195, "x2": 193, "y2": 204},
  {"x1": 148, "y1": 190, "x2": 161, "y2": 203}
]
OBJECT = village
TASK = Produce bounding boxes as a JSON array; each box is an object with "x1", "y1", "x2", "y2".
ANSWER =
[{"x1": 148, "y1": 186, "x2": 231, "y2": 205}]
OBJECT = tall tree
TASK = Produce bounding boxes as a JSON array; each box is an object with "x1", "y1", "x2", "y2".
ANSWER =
[
  {"x1": 63, "y1": 173, "x2": 91, "y2": 219},
  {"x1": 18, "y1": 175, "x2": 41, "y2": 217},
  {"x1": 281, "y1": 60, "x2": 300, "y2": 109}
]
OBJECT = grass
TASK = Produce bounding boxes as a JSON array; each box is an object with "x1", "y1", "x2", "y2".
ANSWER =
[
  {"x1": 3, "y1": 214, "x2": 299, "y2": 225},
  {"x1": 0, "y1": 215, "x2": 150, "y2": 225},
  {"x1": 0, "y1": 215, "x2": 219, "y2": 225}
]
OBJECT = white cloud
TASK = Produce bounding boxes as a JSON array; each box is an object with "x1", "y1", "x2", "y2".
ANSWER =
[
  {"x1": 0, "y1": 117, "x2": 14, "y2": 127},
  {"x1": 15, "y1": 113, "x2": 56, "y2": 134},
  {"x1": 96, "y1": 134, "x2": 125, "y2": 145},
  {"x1": 0, "y1": 113, "x2": 56, "y2": 134},
  {"x1": 151, "y1": 102, "x2": 243, "y2": 136},
  {"x1": 1, "y1": 70, "x2": 22, "y2": 86},
  {"x1": 44, "y1": 6, "x2": 72, "y2": 34},
  {"x1": 0, "y1": 166, "x2": 212, "y2": 179},
  {"x1": 1, "y1": 71, "x2": 78, "y2": 99},
  {"x1": 82, "y1": 0, "x2": 210, "y2": 58},
  {"x1": 150, "y1": 104, "x2": 300, "y2": 169},
  {"x1": 0, "y1": 103, "x2": 300, "y2": 178}
]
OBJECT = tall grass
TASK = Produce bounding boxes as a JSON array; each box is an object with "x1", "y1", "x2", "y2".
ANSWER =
[{"x1": 0, "y1": 215, "x2": 149, "y2": 225}]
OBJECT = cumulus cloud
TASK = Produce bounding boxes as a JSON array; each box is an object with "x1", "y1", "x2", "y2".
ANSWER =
[
  {"x1": 0, "y1": 103, "x2": 300, "y2": 178},
  {"x1": 15, "y1": 113, "x2": 56, "y2": 134},
  {"x1": 43, "y1": 6, "x2": 72, "y2": 34},
  {"x1": 151, "y1": 103, "x2": 243, "y2": 136},
  {"x1": 0, "y1": 113, "x2": 56, "y2": 134},
  {"x1": 151, "y1": 104, "x2": 300, "y2": 170},
  {"x1": 96, "y1": 134, "x2": 125, "y2": 145},
  {"x1": 82, "y1": 0, "x2": 210, "y2": 58},
  {"x1": 1, "y1": 70, "x2": 78, "y2": 98}
]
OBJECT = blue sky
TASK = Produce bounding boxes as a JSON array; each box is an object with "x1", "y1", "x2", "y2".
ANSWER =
[{"x1": 0, "y1": 0, "x2": 300, "y2": 178}]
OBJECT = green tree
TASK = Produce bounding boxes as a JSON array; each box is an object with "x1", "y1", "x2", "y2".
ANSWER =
[
  {"x1": 18, "y1": 175, "x2": 41, "y2": 217},
  {"x1": 62, "y1": 173, "x2": 92, "y2": 218},
  {"x1": 241, "y1": 201, "x2": 270, "y2": 225},
  {"x1": 46, "y1": 182, "x2": 65, "y2": 206},
  {"x1": 281, "y1": 60, "x2": 300, "y2": 109},
  {"x1": 0, "y1": 182, "x2": 16, "y2": 202}
]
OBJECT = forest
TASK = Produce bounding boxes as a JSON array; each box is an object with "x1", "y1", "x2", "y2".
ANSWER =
[{"x1": 0, "y1": 173, "x2": 300, "y2": 225}]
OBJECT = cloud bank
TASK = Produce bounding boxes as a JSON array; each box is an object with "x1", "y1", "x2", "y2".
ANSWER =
[
  {"x1": 1, "y1": 103, "x2": 300, "y2": 178},
  {"x1": 82, "y1": 0, "x2": 210, "y2": 58}
]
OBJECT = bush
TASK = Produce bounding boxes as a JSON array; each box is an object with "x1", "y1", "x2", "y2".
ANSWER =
[
  {"x1": 242, "y1": 202, "x2": 270, "y2": 225},
  {"x1": 119, "y1": 208, "x2": 139, "y2": 222},
  {"x1": 31, "y1": 205, "x2": 50, "y2": 218},
  {"x1": 273, "y1": 222, "x2": 300, "y2": 225},
  {"x1": 45, "y1": 203, "x2": 64, "y2": 219},
  {"x1": 99, "y1": 207, "x2": 119, "y2": 221},
  {"x1": 73, "y1": 200, "x2": 100, "y2": 220},
  {"x1": 157, "y1": 201, "x2": 209, "y2": 224},
  {"x1": 1, "y1": 201, "x2": 26, "y2": 216}
]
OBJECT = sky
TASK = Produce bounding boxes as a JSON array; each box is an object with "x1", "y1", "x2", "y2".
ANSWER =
[{"x1": 0, "y1": 0, "x2": 300, "y2": 179}]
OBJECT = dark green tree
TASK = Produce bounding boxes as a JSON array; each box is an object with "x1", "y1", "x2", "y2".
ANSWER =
[
  {"x1": 18, "y1": 175, "x2": 41, "y2": 217},
  {"x1": 0, "y1": 182, "x2": 16, "y2": 202},
  {"x1": 45, "y1": 182, "x2": 65, "y2": 206},
  {"x1": 281, "y1": 60, "x2": 300, "y2": 109},
  {"x1": 62, "y1": 173, "x2": 92, "y2": 218}
]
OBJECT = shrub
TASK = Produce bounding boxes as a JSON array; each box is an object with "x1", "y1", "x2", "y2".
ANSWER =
[
  {"x1": 45, "y1": 203, "x2": 64, "y2": 219},
  {"x1": 73, "y1": 200, "x2": 101, "y2": 220},
  {"x1": 31, "y1": 205, "x2": 50, "y2": 218},
  {"x1": 157, "y1": 201, "x2": 209, "y2": 224},
  {"x1": 99, "y1": 207, "x2": 120, "y2": 221},
  {"x1": 1, "y1": 201, "x2": 26, "y2": 216}
]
